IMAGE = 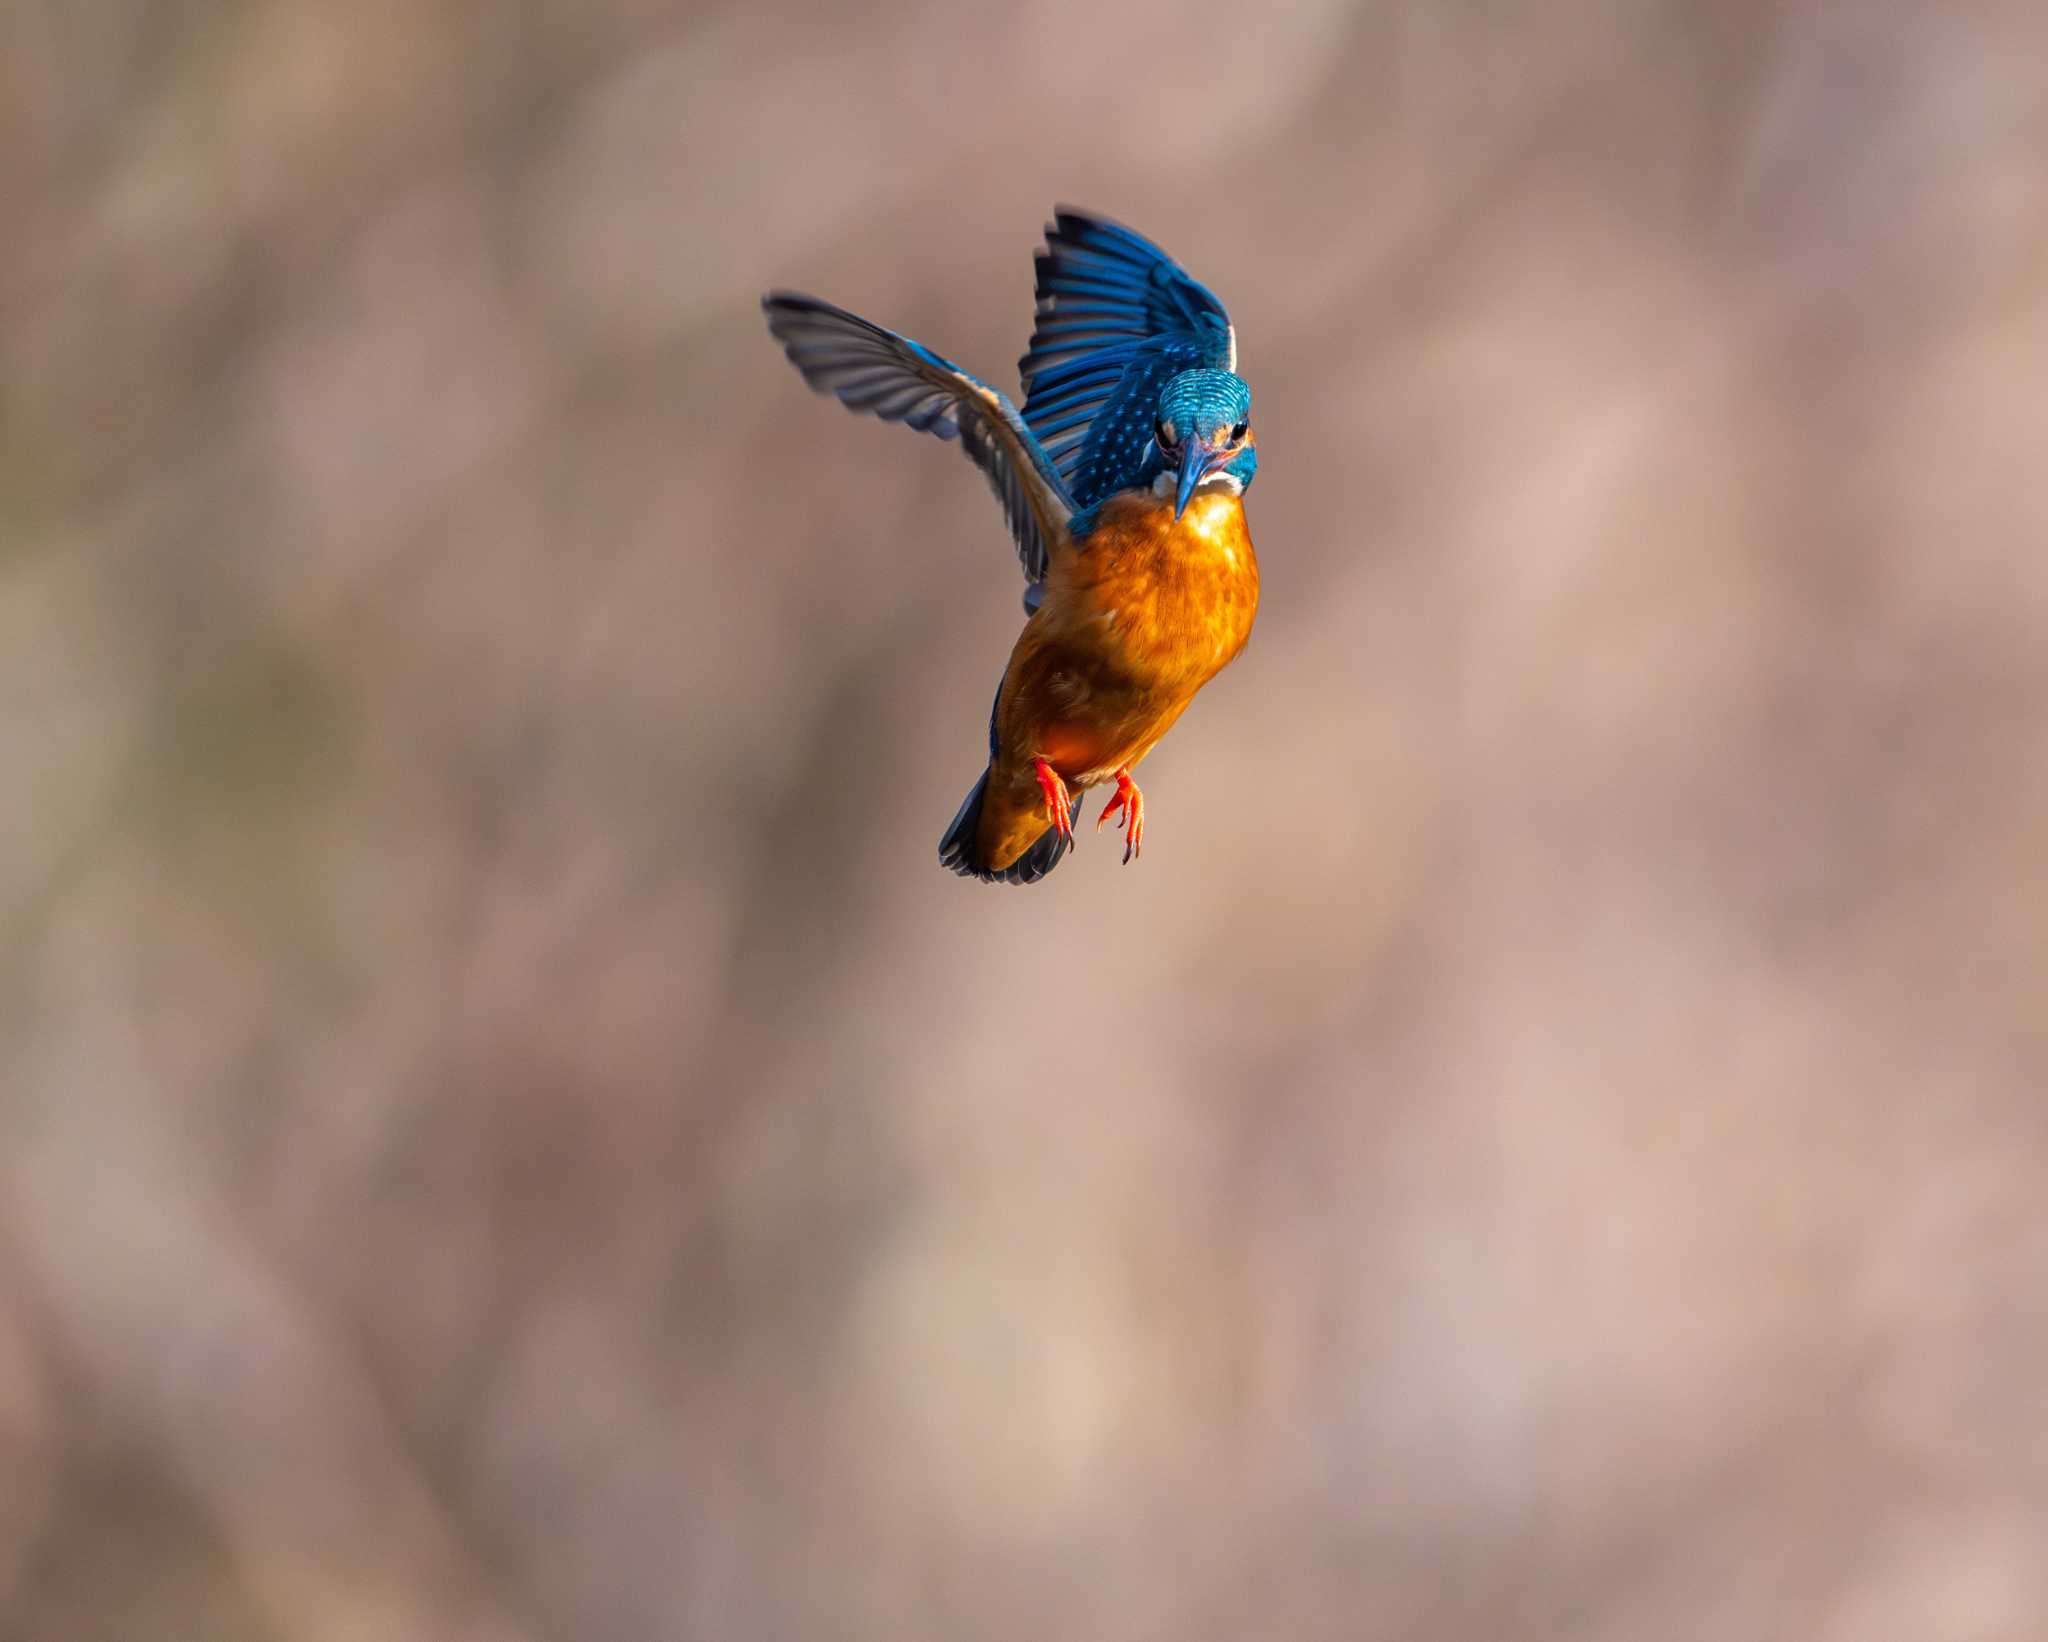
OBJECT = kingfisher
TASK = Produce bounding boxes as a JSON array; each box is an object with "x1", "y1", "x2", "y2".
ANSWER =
[{"x1": 763, "y1": 208, "x2": 1259, "y2": 884}]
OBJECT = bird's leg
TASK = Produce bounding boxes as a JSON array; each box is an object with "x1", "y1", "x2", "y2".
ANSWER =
[
  {"x1": 1033, "y1": 757, "x2": 1074, "y2": 844},
  {"x1": 1095, "y1": 768, "x2": 1145, "y2": 864}
]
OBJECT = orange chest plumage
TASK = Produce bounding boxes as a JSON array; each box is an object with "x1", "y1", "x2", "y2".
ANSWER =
[
  {"x1": 989, "y1": 488, "x2": 1259, "y2": 796},
  {"x1": 1045, "y1": 488, "x2": 1260, "y2": 691}
]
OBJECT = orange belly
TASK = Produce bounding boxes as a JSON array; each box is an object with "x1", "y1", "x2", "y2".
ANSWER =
[{"x1": 976, "y1": 487, "x2": 1259, "y2": 869}]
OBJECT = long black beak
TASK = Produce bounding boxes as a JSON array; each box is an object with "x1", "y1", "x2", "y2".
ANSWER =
[{"x1": 1174, "y1": 438, "x2": 1223, "y2": 519}]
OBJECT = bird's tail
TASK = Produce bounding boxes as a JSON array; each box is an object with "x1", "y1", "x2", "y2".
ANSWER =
[{"x1": 938, "y1": 769, "x2": 1072, "y2": 885}]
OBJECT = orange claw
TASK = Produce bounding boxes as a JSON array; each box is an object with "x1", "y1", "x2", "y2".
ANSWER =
[
  {"x1": 1095, "y1": 768, "x2": 1145, "y2": 864},
  {"x1": 1033, "y1": 757, "x2": 1074, "y2": 843}
]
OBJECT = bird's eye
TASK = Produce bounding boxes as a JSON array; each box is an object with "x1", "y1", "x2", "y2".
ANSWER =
[
  {"x1": 1155, "y1": 419, "x2": 1177, "y2": 448},
  {"x1": 1229, "y1": 420, "x2": 1248, "y2": 442}
]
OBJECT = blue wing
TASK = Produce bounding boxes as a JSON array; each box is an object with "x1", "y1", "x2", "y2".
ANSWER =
[
  {"x1": 764, "y1": 293, "x2": 1075, "y2": 586},
  {"x1": 1018, "y1": 208, "x2": 1237, "y2": 508}
]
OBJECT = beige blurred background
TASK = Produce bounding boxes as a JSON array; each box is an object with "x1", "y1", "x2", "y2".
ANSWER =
[{"x1": 5, "y1": 2, "x2": 2048, "y2": 1638}]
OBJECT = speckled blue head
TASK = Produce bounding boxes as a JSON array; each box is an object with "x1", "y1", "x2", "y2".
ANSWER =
[{"x1": 1152, "y1": 369, "x2": 1258, "y2": 517}]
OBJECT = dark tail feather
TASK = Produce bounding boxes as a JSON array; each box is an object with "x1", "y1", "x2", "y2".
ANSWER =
[{"x1": 938, "y1": 770, "x2": 1072, "y2": 885}]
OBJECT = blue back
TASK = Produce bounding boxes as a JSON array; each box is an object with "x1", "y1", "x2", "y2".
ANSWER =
[{"x1": 1018, "y1": 210, "x2": 1237, "y2": 511}]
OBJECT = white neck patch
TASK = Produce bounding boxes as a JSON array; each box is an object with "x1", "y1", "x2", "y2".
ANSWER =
[{"x1": 1151, "y1": 469, "x2": 1245, "y2": 499}]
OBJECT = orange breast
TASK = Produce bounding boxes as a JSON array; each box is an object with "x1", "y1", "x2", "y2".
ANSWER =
[
  {"x1": 1060, "y1": 488, "x2": 1260, "y2": 690},
  {"x1": 989, "y1": 487, "x2": 1259, "y2": 791}
]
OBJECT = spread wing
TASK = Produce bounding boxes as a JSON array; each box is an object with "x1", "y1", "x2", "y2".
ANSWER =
[
  {"x1": 764, "y1": 293, "x2": 1075, "y2": 586},
  {"x1": 1018, "y1": 208, "x2": 1237, "y2": 509}
]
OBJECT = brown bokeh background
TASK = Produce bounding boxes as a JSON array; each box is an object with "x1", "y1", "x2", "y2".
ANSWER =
[{"x1": 5, "y1": 2, "x2": 2048, "y2": 1638}]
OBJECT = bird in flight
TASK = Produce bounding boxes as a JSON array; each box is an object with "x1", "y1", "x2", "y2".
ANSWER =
[{"x1": 764, "y1": 208, "x2": 1259, "y2": 884}]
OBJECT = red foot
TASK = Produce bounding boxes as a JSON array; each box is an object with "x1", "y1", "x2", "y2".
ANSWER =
[
  {"x1": 1033, "y1": 757, "x2": 1074, "y2": 844},
  {"x1": 1095, "y1": 768, "x2": 1145, "y2": 864}
]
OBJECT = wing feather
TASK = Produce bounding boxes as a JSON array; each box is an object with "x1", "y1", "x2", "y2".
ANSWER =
[
  {"x1": 1017, "y1": 208, "x2": 1237, "y2": 507},
  {"x1": 764, "y1": 293, "x2": 1075, "y2": 585}
]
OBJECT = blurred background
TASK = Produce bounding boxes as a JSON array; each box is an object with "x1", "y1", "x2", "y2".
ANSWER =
[{"x1": 5, "y1": 1, "x2": 2048, "y2": 1638}]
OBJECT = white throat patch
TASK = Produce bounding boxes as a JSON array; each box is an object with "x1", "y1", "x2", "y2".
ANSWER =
[{"x1": 1151, "y1": 468, "x2": 1245, "y2": 499}]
